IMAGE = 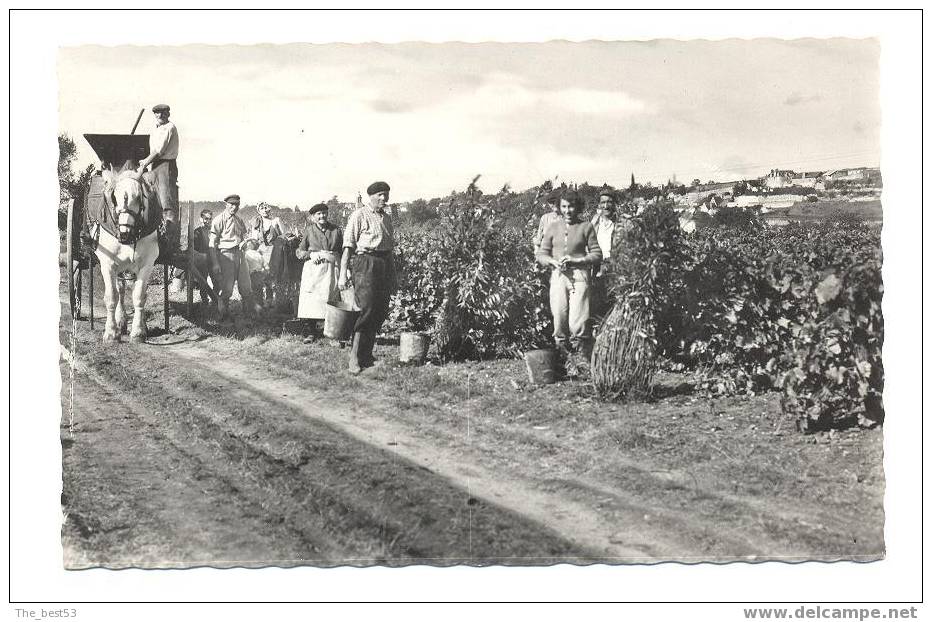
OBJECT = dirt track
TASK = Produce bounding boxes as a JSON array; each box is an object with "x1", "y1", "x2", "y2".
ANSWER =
[
  {"x1": 60, "y1": 293, "x2": 884, "y2": 568},
  {"x1": 62, "y1": 338, "x2": 597, "y2": 567}
]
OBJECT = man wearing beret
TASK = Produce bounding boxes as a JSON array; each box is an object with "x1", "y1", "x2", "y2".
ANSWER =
[
  {"x1": 339, "y1": 181, "x2": 396, "y2": 374},
  {"x1": 208, "y1": 194, "x2": 262, "y2": 319},
  {"x1": 136, "y1": 104, "x2": 180, "y2": 249}
]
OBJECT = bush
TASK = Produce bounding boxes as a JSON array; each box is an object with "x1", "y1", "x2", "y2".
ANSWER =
[
  {"x1": 780, "y1": 260, "x2": 884, "y2": 431},
  {"x1": 710, "y1": 206, "x2": 764, "y2": 230},
  {"x1": 593, "y1": 201, "x2": 692, "y2": 400},
  {"x1": 663, "y1": 220, "x2": 883, "y2": 429},
  {"x1": 391, "y1": 177, "x2": 552, "y2": 360}
]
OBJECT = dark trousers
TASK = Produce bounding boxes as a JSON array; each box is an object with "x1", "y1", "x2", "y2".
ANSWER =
[
  {"x1": 350, "y1": 254, "x2": 394, "y2": 366},
  {"x1": 151, "y1": 159, "x2": 178, "y2": 221},
  {"x1": 352, "y1": 254, "x2": 394, "y2": 335}
]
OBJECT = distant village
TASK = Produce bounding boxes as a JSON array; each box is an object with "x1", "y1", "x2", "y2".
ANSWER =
[{"x1": 184, "y1": 165, "x2": 882, "y2": 234}]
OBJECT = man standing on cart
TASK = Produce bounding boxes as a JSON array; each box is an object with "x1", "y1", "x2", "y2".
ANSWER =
[{"x1": 136, "y1": 103, "x2": 180, "y2": 249}]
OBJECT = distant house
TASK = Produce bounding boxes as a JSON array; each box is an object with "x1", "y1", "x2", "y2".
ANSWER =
[
  {"x1": 825, "y1": 168, "x2": 866, "y2": 181},
  {"x1": 792, "y1": 170, "x2": 824, "y2": 189},
  {"x1": 686, "y1": 180, "x2": 737, "y2": 206},
  {"x1": 825, "y1": 167, "x2": 881, "y2": 184},
  {"x1": 763, "y1": 169, "x2": 796, "y2": 189}
]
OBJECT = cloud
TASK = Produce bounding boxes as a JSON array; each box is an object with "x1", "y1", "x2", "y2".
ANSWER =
[
  {"x1": 783, "y1": 92, "x2": 823, "y2": 106},
  {"x1": 549, "y1": 88, "x2": 649, "y2": 116},
  {"x1": 437, "y1": 73, "x2": 650, "y2": 121},
  {"x1": 367, "y1": 98, "x2": 416, "y2": 114}
]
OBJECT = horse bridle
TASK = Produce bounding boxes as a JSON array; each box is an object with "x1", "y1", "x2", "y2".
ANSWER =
[{"x1": 109, "y1": 174, "x2": 146, "y2": 245}]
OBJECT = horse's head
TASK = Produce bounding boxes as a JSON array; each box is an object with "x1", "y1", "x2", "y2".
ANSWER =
[{"x1": 111, "y1": 170, "x2": 146, "y2": 244}]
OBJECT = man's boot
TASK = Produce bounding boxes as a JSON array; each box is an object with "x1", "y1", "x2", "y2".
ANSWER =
[
  {"x1": 348, "y1": 331, "x2": 363, "y2": 375},
  {"x1": 359, "y1": 331, "x2": 376, "y2": 368}
]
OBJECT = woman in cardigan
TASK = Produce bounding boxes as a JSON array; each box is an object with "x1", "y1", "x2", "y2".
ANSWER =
[
  {"x1": 295, "y1": 203, "x2": 344, "y2": 321},
  {"x1": 535, "y1": 189, "x2": 603, "y2": 361}
]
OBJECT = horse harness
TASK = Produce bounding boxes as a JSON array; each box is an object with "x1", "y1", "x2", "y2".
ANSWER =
[{"x1": 85, "y1": 172, "x2": 164, "y2": 253}]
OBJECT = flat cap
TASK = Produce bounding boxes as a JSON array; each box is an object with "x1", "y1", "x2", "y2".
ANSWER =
[
  {"x1": 308, "y1": 202, "x2": 329, "y2": 214},
  {"x1": 224, "y1": 194, "x2": 241, "y2": 204},
  {"x1": 366, "y1": 181, "x2": 391, "y2": 196},
  {"x1": 152, "y1": 104, "x2": 170, "y2": 113}
]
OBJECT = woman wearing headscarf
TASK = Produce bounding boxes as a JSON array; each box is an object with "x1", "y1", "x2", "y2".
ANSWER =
[{"x1": 246, "y1": 202, "x2": 287, "y2": 301}]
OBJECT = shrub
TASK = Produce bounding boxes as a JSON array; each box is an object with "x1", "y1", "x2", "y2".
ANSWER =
[
  {"x1": 391, "y1": 177, "x2": 552, "y2": 360},
  {"x1": 593, "y1": 201, "x2": 692, "y2": 400},
  {"x1": 661, "y1": 220, "x2": 883, "y2": 429},
  {"x1": 710, "y1": 206, "x2": 764, "y2": 230}
]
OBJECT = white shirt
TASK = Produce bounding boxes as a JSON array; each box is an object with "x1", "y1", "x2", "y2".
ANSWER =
[
  {"x1": 149, "y1": 121, "x2": 179, "y2": 160},
  {"x1": 591, "y1": 214, "x2": 615, "y2": 260}
]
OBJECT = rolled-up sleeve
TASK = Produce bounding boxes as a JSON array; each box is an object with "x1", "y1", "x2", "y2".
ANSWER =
[
  {"x1": 149, "y1": 125, "x2": 171, "y2": 159},
  {"x1": 208, "y1": 216, "x2": 222, "y2": 248},
  {"x1": 343, "y1": 212, "x2": 360, "y2": 249}
]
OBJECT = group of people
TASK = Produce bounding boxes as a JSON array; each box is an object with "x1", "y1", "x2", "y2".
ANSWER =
[
  {"x1": 187, "y1": 182, "x2": 396, "y2": 376},
  {"x1": 135, "y1": 103, "x2": 394, "y2": 374},
  {"x1": 136, "y1": 102, "x2": 621, "y2": 375},
  {"x1": 185, "y1": 199, "x2": 290, "y2": 316}
]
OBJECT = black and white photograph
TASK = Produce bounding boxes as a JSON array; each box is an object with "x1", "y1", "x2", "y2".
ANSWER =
[{"x1": 9, "y1": 7, "x2": 924, "y2": 612}]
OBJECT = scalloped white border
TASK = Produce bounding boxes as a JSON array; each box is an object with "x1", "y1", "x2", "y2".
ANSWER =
[{"x1": 7, "y1": 6, "x2": 924, "y2": 614}]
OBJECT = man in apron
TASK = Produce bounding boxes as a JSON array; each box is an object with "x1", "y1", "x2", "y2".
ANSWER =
[{"x1": 295, "y1": 203, "x2": 343, "y2": 323}]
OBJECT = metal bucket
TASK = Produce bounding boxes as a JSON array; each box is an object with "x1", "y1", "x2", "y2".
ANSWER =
[
  {"x1": 399, "y1": 332, "x2": 429, "y2": 364},
  {"x1": 323, "y1": 302, "x2": 359, "y2": 341},
  {"x1": 524, "y1": 349, "x2": 559, "y2": 385}
]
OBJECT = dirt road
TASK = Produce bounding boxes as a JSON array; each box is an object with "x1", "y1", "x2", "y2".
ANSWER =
[
  {"x1": 62, "y1": 338, "x2": 602, "y2": 567},
  {"x1": 60, "y1": 296, "x2": 884, "y2": 568}
]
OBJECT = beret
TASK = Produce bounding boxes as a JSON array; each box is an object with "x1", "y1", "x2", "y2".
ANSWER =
[
  {"x1": 366, "y1": 181, "x2": 391, "y2": 195},
  {"x1": 152, "y1": 104, "x2": 170, "y2": 113},
  {"x1": 309, "y1": 202, "x2": 329, "y2": 214},
  {"x1": 224, "y1": 194, "x2": 240, "y2": 204}
]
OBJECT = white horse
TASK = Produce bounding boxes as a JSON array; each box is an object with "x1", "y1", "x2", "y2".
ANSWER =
[{"x1": 94, "y1": 167, "x2": 161, "y2": 343}]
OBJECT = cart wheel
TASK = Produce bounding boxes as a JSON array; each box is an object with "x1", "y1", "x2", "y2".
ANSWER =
[{"x1": 66, "y1": 198, "x2": 81, "y2": 319}]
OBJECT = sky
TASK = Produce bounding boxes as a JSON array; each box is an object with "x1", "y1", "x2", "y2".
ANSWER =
[{"x1": 58, "y1": 39, "x2": 880, "y2": 206}]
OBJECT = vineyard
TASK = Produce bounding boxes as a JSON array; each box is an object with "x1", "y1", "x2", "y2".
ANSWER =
[
  {"x1": 58, "y1": 176, "x2": 886, "y2": 567},
  {"x1": 389, "y1": 181, "x2": 883, "y2": 433}
]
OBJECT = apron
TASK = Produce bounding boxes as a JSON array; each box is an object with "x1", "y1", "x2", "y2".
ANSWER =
[
  {"x1": 243, "y1": 248, "x2": 265, "y2": 274},
  {"x1": 297, "y1": 251, "x2": 340, "y2": 319}
]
